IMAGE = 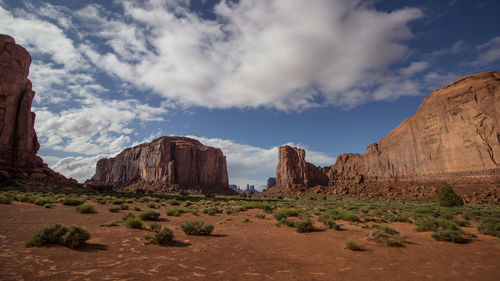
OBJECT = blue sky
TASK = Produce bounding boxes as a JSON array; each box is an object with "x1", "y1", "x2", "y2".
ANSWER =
[{"x1": 1, "y1": 0, "x2": 499, "y2": 189}]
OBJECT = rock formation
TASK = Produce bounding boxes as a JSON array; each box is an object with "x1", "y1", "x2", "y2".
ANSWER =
[
  {"x1": 276, "y1": 72, "x2": 500, "y2": 194},
  {"x1": 0, "y1": 34, "x2": 73, "y2": 183},
  {"x1": 266, "y1": 177, "x2": 276, "y2": 188},
  {"x1": 87, "y1": 136, "x2": 234, "y2": 194}
]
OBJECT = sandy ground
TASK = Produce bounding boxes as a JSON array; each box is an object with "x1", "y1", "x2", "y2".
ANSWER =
[{"x1": 0, "y1": 201, "x2": 499, "y2": 281}]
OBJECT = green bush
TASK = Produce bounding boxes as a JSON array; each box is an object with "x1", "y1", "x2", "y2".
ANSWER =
[
  {"x1": 62, "y1": 198, "x2": 85, "y2": 206},
  {"x1": 437, "y1": 186, "x2": 464, "y2": 207},
  {"x1": 134, "y1": 206, "x2": 141, "y2": 211},
  {"x1": 477, "y1": 217, "x2": 500, "y2": 238},
  {"x1": 75, "y1": 203, "x2": 96, "y2": 214},
  {"x1": 203, "y1": 206, "x2": 220, "y2": 216},
  {"x1": 296, "y1": 219, "x2": 314, "y2": 233},
  {"x1": 431, "y1": 229, "x2": 469, "y2": 243},
  {"x1": 371, "y1": 224, "x2": 399, "y2": 235},
  {"x1": 139, "y1": 210, "x2": 160, "y2": 221},
  {"x1": 241, "y1": 218, "x2": 250, "y2": 223},
  {"x1": 112, "y1": 199, "x2": 124, "y2": 205},
  {"x1": 124, "y1": 217, "x2": 143, "y2": 229},
  {"x1": 102, "y1": 220, "x2": 120, "y2": 227},
  {"x1": 146, "y1": 202, "x2": 157, "y2": 209},
  {"x1": 320, "y1": 209, "x2": 359, "y2": 222},
  {"x1": 181, "y1": 220, "x2": 214, "y2": 235},
  {"x1": 25, "y1": 224, "x2": 90, "y2": 249},
  {"x1": 119, "y1": 204, "x2": 129, "y2": 210},
  {"x1": 277, "y1": 218, "x2": 295, "y2": 227},
  {"x1": 414, "y1": 217, "x2": 439, "y2": 232},
  {"x1": 122, "y1": 213, "x2": 135, "y2": 221},
  {"x1": 149, "y1": 223, "x2": 163, "y2": 232},
  {"x1": 151, "y1": 227, "x2": 174, "y2": 245},
  {"x1": 345, "y1": 238, "x2": 362, "y2": 251},
  {"x1": 166, "y1": 208, "x2": 186, "y2": 217},
  {"x1": 255, "y1": 214, "x2": 265, "y2": 219},
  {"x1": 167, "y1": 199, "x2": 180, "y2": 206},
  {"x1": 108, "y1": 207, "x2": 120, "y2": 213},
  {"x1": 273, "y1": 209, "x2": 299, "y2": 220},
  {"x1": 43, "y1": 203, "x2": 52, "y2": 208},
  {"x1": 0, "y1": 195, "x2": 13, "y2": 204},
  {"x1": 34, "y1": 197, "x2": 51, "y2": 206}
]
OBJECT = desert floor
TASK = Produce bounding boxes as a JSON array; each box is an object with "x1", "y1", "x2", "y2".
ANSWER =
[{"x1": 0, "y1": 201, "x2": 499, "y2": 281}]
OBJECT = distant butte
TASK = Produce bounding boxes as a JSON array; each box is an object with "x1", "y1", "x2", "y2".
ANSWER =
[
  {"x1": 274, "y1": 72, "x2": 500, "y2": 201},
  {"x1": 86, "y1": 136, "x2": 236, "y2": 195}
]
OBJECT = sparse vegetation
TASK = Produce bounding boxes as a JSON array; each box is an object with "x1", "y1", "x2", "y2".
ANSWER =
[
  {"x1": 108, "y1": 207, "x2": 120, "y2": 213},
  {"x1": 255, "y1": 214, "x2": 265, "y2": 219},
  {"x1": 124, "y1": 217, "x2": 143, "y2": 229},
  {"x1": 345, "y1": 238, "x2": 362, "y2": 251},
  {"x1": 139, "y1": 210, "x2": 161, "y2": 221},
  {"x1": 437, "y1": 186, "x2": 464, "y2": 207},
  {"x1": 181, "y1": 220, "x2": 214, "y2": 235},
  {"x1": 75, "y1": 203, "x2": 96, "y2": 214},
  {"x1": 295, "y1": 219, "x2": 314, "y2": 233},
  {"x1": 477, "y1": 217, "x2": 500, "y2": 238},
  {"x1": 25, "y1": 224, "x2": 90, "y2": 249}
]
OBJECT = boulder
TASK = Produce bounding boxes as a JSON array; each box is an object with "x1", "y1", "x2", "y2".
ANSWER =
[{"x1": 87, "y1": 136, "x2": 234, "y2": 194}]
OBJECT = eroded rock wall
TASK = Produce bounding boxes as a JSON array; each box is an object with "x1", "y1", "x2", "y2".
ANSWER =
[
  {"x1": 87, "y1": 136, "x2": 232, "y2": 194},
  {"x1": 276, "y1": 72, "x2": 500, "y2": 191}
]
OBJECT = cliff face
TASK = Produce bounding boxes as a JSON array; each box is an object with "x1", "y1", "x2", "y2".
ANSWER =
[
  {"x1": 88, "y1": 136, "x2": 232, "y2": 194},
  {"x1": 276, "y1": 72, "x2": 500, "y2": 191},
  {"x1": 0, "y1": 34, "x2": 73, "y2": 183}
]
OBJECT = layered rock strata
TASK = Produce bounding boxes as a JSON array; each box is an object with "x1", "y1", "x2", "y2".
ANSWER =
[
  {"x1": 87, "y1": 136, "x2": 234, "y2": 194},
  {"x1": 0, "y1": 34, "x2": 73, "y2": 183},
  {"x1": 276, "y1": 72, "x2": 500, "y2": 192}
]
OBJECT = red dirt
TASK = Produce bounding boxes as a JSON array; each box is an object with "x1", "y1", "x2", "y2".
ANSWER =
[{"x1": 0, "y1": 202, "x2": 499, "y2": 280}]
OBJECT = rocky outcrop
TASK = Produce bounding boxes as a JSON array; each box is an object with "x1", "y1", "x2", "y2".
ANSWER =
[
  {"x1": 266, "y1": 177, "x2": 276, "y2": 189},
  {"x1": 0, "y1": 34, "x2": 74, "y2": 184},
  {"x1": 276, "y1": 146, "x2": 329, "y2": 191},
  {"x1": 276, "y1": 72, "x2": 500, "y2": 193},
  {"x1": 87, "y1": 136, "x2": 234, "y2": 194}
]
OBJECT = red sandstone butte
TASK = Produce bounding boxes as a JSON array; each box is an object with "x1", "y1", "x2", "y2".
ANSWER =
[
  {"x1": 276, "y1": 72, "x2": 500, "y2": 191},
  {"x1": 87, "y1": 136, "x2": 234, "y2": 194}
]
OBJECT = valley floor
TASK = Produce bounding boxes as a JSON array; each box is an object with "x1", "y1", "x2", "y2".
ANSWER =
[{"x1": 0, "y1": 200, "x2": 499, "y2": 281}]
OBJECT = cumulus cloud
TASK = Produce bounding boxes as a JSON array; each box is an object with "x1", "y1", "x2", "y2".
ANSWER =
[
  {"x1": 68, "y1": 0, "x2": 424, "y2": 111},
  {"x1": 50, "y1": 154, "x2": 111, "y2": 182}
]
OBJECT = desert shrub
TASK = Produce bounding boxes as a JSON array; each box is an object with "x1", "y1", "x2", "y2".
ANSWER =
[
  {"x1": 452, "y1": 219, "x2": 469, "y2": 227},
  {"x1": 43, "y1": 203, "x2": 52, "y2": 208},
  {"x1": 166, "y1": 208, "x2": 186, "y2": 217},
  {"x1": 124, "y1": 217, "x2": 143, "y2": 229},
  {"x1": 139, "y1": 210, "x2": 160, "y2": 221},
  {"x1": 151, "y1": 227, "x2": 174, "y2": 245},
  {"x1": 345, "y1": 238, "x2": 362, "y2": 251},
  {"x1": 119, "y1": 204, "x2": 129, "y2": 210},
  {"x1": 322, "y1": 219, "x2": 341, "y2": 230},
  {"x1": 134, "y1": 206, "x2": 141, "y2": 211},
  {"x1": 243, "y1": 202, "x2": 274, "y2": 213},
  {"x1": 182, "y1": 201, "x2": 192, "y2": 207},
  {"x1": 255, "y1": 214, "x2": 265, "y2": 219},
  {"x1": 320, "y1": 209, "x2": 359, "y2": 222},
  {"x1": 431, "y1": 229, "x2": 470, "y2": 243},
  {"x1": 102, "y1": 220, "x2": 120, "y2": 227},
  {"x1": 437, "y1": 186, "x2": 464, "y2": 207},
  {"x1": 225, "y1": 207, "x2": 234, "y2": 215},
  {"x1": 167, "y1": 199, "x2": 180, "y2": 206},
  {"x1": 436, "y1": 218, "x2": 458, "y2": 230},
  {"x1": 112, "y1": 199, "x2": 124, "y2": 205},
  {"x1": 122, "y1": 213, "x2": 135, "y2": 221},
  {"x1": 371, "y1": 224, "x2": 399, "y2": 235},
  {"x1": 146, "y1": 202, "x2": 157, "y2": 209},
  {"x1": 203, "y1": 206, "x2": 220, "y2": 216},
  {"x1": 34, "y1": 197, "x2": 51, "y2": 206},
  {"x1": 273, "y1": 209, "x2": 299, "y2": 220},
  {"x1": 277, "y1": 218, "x2": 295, "y2": 227},
  {"x1": 108, "y1": 207, "x2": 120, "y2": 213},
  {"x1": 149, "y1": 223, "x2": 163, "y2": 233},
  {"x1": 241, "y1": 218, "x2": 250, "y2": 223},
  {"x1": 62, "y1": 198, "x2": 85, "y2": 206},
  {"x1": 414, "y1": 217, "x2": 439, "y2": 232},
  {"x1": 75, "y1": 203, "x2": 96, "y2": 214},
  {"x1": 477, "y1": 217, "x2": 500, "y2": 238},
  {"x1": 25, "y1": 224, "x2": 89, "y2": 249},
  {"x1": 181, "y1": 220, "x2": 214, "y2": 235},
  {"x1": 296, "y1": 219, "x2": 314, "y2": 233}
]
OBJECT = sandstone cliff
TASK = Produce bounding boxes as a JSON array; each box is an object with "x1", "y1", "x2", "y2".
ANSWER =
[
  {"x1": 0, "y1": 34, "x2": 74, "y2": 183},
  {"x1": 87, "y1": 136, "x2": 234, "y2": 194},
  {"x1": 276, "y1": 72, "x2": 500, "y2": 193}
]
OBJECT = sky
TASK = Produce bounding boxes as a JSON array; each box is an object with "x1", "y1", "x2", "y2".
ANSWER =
[{"x1": 1, "y1": 0, "x2": 499, "y2": 190}]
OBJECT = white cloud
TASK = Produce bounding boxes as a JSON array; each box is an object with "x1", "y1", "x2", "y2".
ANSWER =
[
  {"x1": 401, "y1": 61, "x2": 429, "y2": 76},
  {"x1": 71, "y1": 0, "x2": 424, "y2": 111},
  {"x1": 476, "y1": 36, "x2": 500, "y2": 66},
  {"x1": 49, "y1": 154, "x2": 110, "y2": 183}
]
